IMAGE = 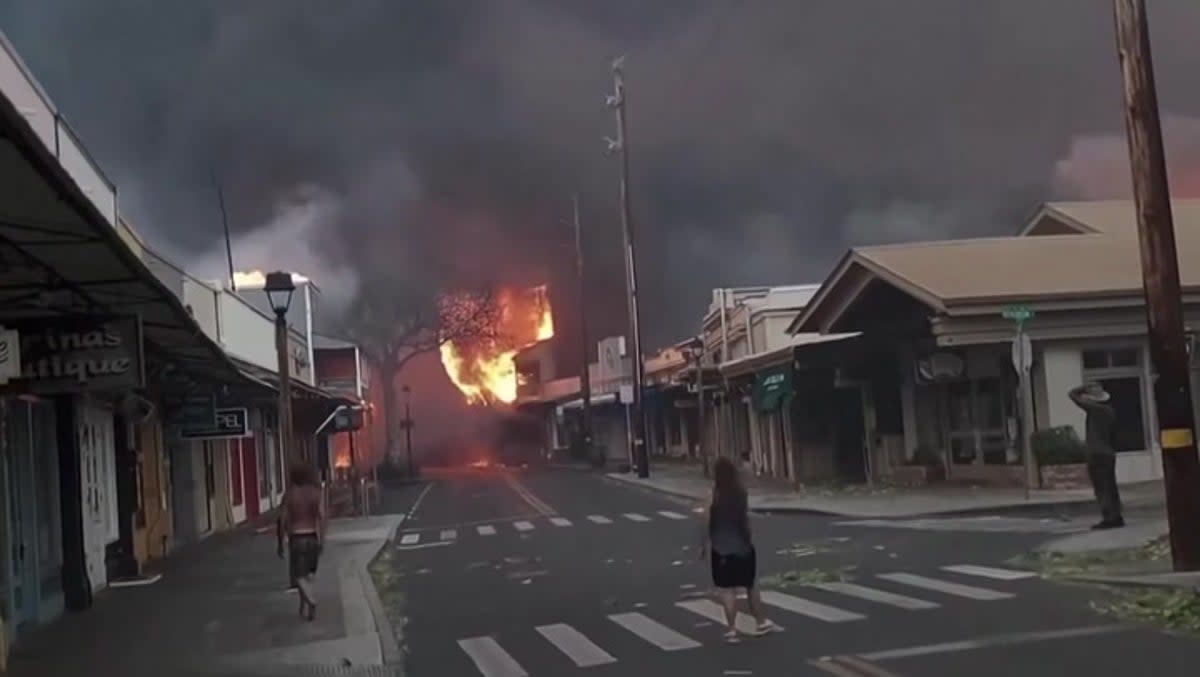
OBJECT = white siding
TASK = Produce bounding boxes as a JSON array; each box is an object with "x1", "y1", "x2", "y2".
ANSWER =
[
  {"x1": 0, "y1": 34, "x2": 55, "y2": 148},
  {"x1": 183, "y1": 278, "x2": 221, "y2": 342},
  {"x1": 1039, "y1": 345, "x2": 1085, "y2": 438}
]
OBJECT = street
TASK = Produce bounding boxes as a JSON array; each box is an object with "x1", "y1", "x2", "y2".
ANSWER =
[{"x1": 377, "y1": 466, "x2": 1200, "y2": 677}]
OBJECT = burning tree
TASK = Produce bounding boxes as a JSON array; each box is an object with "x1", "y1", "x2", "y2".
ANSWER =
[{"x1": 346, "y1": 285, "x2": 502, "y2": 467}]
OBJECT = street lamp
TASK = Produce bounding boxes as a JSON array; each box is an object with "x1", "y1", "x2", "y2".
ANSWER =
[
  {"x1": 402, "y1": 384, "x2": 414, "y2": 476},
  {"x1": 264, "y1": 271, "x2": 297, "y2": 469},
  {"x1": 682, "y1": 336, "x2": 708, "y2": 478}
]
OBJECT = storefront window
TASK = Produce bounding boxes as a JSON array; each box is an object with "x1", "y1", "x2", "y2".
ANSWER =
[{"x1": 1083, "y1": 347, "x2": 1148, "y2": 453}]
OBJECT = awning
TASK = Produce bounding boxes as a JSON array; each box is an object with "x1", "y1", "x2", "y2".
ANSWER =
[
  {"x1": 753, "y1": 364, "x2": 793, "y2": 412},
  {"x1": 720, "y1": 332, "x2": 861, "y2": 378},
  {"x1": 0, "y1": 52, "x2": 244, "y2": 387}
]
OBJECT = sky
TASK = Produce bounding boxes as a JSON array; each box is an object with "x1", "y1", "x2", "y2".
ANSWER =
[{"x1": 5, "y1": 0, "x2": 1200, "y2": 361}]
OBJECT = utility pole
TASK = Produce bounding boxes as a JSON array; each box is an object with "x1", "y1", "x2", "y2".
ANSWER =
[
  {"x1": 210, "y1": 170, "x2": 237, "y2": 291},
  {"x1": 1113, "y1": 0, "x2": 1200, "y2": 571},
  {"x1": 607, "y1": 56, "x2": 649, "y2": 478},
  {"x1": 573, "y1": 194, "x2": 596, "y2": 466}
]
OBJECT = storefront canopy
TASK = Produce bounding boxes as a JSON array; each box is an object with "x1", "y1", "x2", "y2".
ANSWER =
[
  {"x1": 752, "y1": 364, "x2": 793, "y2": 412},
  {"x1": 0, "y1": 61, "x2": 244, "y2": 388}
]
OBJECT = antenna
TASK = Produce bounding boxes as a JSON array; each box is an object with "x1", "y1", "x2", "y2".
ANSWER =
[{"x1": 211, "y1": 168, "x2": 236, "y2": 290}]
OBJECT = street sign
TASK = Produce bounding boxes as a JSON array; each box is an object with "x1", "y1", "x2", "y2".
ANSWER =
[{"x1": 1001, "y1": 305, "x2": 1034, "y2": 322}]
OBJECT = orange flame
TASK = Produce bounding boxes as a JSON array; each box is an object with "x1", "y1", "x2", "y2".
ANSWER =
[{"x1": 440, "y1": 286, "x2": 554, "y2": 405}]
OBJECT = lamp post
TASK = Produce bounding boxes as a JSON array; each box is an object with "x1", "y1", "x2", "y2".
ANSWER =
[
  {"x1": 264, "y1": 271, "x2": 297, "y2": 472},
  {"x1": 683, "y1": 337, "x2": 709, "y2": 478},
  {"x1": 402, "y1": 384, "x2": 414, "y2": 476}
]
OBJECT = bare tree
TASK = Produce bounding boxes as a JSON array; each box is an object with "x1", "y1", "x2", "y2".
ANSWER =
[{"x1": 346, "y1": 286, "x2": 502, "y2": 467}]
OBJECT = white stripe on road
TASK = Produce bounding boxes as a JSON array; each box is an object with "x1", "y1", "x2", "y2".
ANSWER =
[
  {"x1": 549, "y1": 517, "x2": 572, "y2": 527},
  {"x1": 441, "y1": 529, "x2": 458, "y2": 541},
  {"x1": 399, "y1": 533, "x2": 420, "y2": 545},
  {"x1": 587, "y1": 515, "x2": 613, "y2": 524},
  {"x1": 513, "y1": 521, "x2": 535, "y2": 532},
  {"x1": 609, "y1": 612, "x2": 702, "y2": 651},
  {"x1": 858, "y1": 624, "x2": 1129, "y2": 661},
  {"x1": 535, "y1": 623, "x2": 617, "y2": 667},
  {"x1": 758, "y1": 590, "x2": 863, "y2": 622},
  {"x1": 941, "y1": 564, "x2": 1038, "y2": 581},
  {"x1": 658, "y1": 510, "x2": 688, "y2": 520},
  {"x1": 457, "y1": 636, "x2": 529, "y2": 677},
  {"x1": 623, "y1": 513, "x2": 651, "y2": 522},
  {"x1": 809, "y1": 581, "x2": 939, "y2": 610},
  {"x1": 807, "y1": 657, "x2": 864, "y2": 677},
  {"x1": 477, "y1": 525, "x2": 497, "y2": 536},
  {"x1": 877, "y1": 573, "x2": 1014, "y2": 600},
  {"x1": 676, "y1": 599, "x2": 779, "y2": 634}
]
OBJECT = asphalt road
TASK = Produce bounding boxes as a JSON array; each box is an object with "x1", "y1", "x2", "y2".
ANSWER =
[{"x1": 377, "y1": 467, "x2": 1200, "y2": 677}]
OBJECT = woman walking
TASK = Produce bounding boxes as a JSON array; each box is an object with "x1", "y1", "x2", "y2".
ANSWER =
[
  {"x1": 277, "y1": 462, "x2": 326, "y2": 621},
  {"x1": 701, "y1": 457, "x2": 778, "y2": 643}
]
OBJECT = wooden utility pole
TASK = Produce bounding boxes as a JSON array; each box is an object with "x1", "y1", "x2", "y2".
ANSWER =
[
  {"x1": 573, "y1": 194, "x2": 596, "y2": 465},
  {"x1": 607, "y1": 56, "x2": 650, "y2": 478},
  {"x1": 1113, "y1": 0, "x2": 1200, "y2": 570}
]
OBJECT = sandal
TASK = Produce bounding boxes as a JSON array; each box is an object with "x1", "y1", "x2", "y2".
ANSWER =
[{"x1": 750, "y1": 620, "x2": 781, "y2": 636}]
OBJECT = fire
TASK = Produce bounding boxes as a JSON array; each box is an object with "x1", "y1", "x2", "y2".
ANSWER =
[{"x1": 439, "y1": 285, "x2": 554, "y2": 405}]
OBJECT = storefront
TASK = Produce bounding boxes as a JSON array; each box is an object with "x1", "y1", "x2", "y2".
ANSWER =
[{"x1": 751, "y1": 364, "x2": 794, "y2": 480}]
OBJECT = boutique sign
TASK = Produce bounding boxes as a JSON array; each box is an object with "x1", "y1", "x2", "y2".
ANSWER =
[{"x1": 9, "y1": 316, "x2": 144, "y2": 394}]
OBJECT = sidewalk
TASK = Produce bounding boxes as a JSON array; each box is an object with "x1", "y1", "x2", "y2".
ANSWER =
[
  {"x1": 605, "y1": 463, "x2": 1165, "y2": 518},
  {"x1": 8, "y1": 514, "x2": 403, "y2": 677}
]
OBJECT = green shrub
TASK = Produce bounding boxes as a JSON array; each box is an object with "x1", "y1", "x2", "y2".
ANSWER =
[{"x1": 1032, "y1": 426, "x2": 1088, "y2": 465}]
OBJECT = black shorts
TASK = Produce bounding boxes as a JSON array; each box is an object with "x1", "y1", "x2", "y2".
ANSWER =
[
  {"x1": 711, "y1": 548, "x2": 756, "y2": 589},
  {"x1": 289, "y1": 534, "x2": 322, "y2": 580}
]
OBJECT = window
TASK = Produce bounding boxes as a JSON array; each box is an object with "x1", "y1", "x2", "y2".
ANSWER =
[{"x1": 1082, "y1": 346, "x2": 1148, "y2": 452}]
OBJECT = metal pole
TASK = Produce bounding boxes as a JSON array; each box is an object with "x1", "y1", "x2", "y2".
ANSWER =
[
  {"x1": 1113, "y1": 0, "x2": 1200, "y2": 570},
  {"x1": 695, "y1": 350, "x2": 709, "y2": 478},
  {"x1": 573, "y1": 194, "x2": 595, "y2": 465},
  {"x1": 609, "y1": 57, "x2": 649, "y2": 478},
  {"x1": 274, "y1": 312, "x2": 295, "y2": 473},
  {"x1": 1017, "y1": 323, "x2": 1036, "y2": 498},
  {"x1": 404, "y1": 397, "x2": 414, "y2": 476}
]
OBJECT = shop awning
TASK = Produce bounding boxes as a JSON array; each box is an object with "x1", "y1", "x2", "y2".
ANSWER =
[
  {"x1": 0, "y1": 51, "x2": 244, "y2": 388},
  {"x1": 753, "y1": 364, "x2": 793, "y2": 412}
]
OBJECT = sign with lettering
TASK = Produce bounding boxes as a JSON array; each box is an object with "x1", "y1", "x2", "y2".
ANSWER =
[
  {"x1": 164, "y1": 393, "x2": 217, "y2": 428},
  {"x1": 0, "y1": 327, "x2": 21, "y2": 385},
  {"x1": 7, "y1": 316, "x2": 143, "y2": 394},
  {"x1": 180, "y1": 407, "x2": 249, "y2": 439},
  {"x1": 331, "y1": 407, "x2": 363, "y2": 433}
]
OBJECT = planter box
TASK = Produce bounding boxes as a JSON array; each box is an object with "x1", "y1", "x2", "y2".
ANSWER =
[
  {"x1": 946, "y1": 463, "x2": 1025, "y2": 488},
  {"x1": 1040, "y1": 463, "x2": 1090, "y2": 490},
  {"x1": 885, "y1": 465, "x2": 945, "y2": 487}
]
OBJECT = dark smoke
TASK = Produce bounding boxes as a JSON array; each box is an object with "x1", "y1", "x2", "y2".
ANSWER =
[{"x1": 5, "y1": 0, "x2": 1200, "y2": 361}]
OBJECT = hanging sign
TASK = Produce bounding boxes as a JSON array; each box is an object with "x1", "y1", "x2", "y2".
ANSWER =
[
  {"x1": 0, "y1": 327, "x2": 21, "y2": 385},
  {"x1": 180, "y1": 407, "x2": 249, "y2": 439},
  {"x1": 6, "y1": 316, "x2": 144, "y2": 393}
]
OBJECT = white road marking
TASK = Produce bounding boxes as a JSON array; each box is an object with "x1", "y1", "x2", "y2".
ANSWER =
[
  {"x1": 609, "y1": 612, "x2": 702, "y2": 651},
  {"x1": 758, "y1": 590, "x2": 863, "y2": 622},
  {"x1": 477, "y1": 525, "x2": 497, "y2": 536},
  {"x1": 549, "y1": 517, "x2": 572, "y2": 527},
  {"x1": 457, "y1": 636, "x2": 528, "y2": 677},
  {"x1": 877, "y1": 573, "x2": 1014, "y2": 601},
  {"x1": 535, "y1": 623, "x2": 617, "y2": 667},
  {"x1": 941, "y1": 564, "x2": 1038, "y2": 581},
  {"x1": 858, "y1": 624, "x2": 1129, "y2": 661},
  {"x1": 837, "y1": 655, "x2": 901, "y2": 677},
  {"x1": 399, "y1": 533, "x2": 420, "y2": 545},
  {"x1": 513, "y1": 521, "x2": 535, "y2": 532},
  {"x1": 441, "y1": 529, "x2": 458, "y2": 541},
  {"x1": 808, "y1": 657, "x2": 866, "y2": 677},
  {"x1": 809, "y1": 581, "x2": 939, "y2": 610},
  {"x1": 659, "y1": 510, "x2": 688, "y2": 520},
  {"x1": 676, "y1": 599, "x2": 780, "y2": 634},
  {"x1": 587, "y1": 515, "x2": 613, "y2": 524},
  {"x1": 395, "y1": 541, "x2": 451, "y2": 551},
  {"x1": 623, "y1": 513, "x2": 651, "y2": 522}
]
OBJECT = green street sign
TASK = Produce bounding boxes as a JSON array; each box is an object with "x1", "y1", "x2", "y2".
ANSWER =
[{"x1": 1002, "y1": 305, "x2": 1034, "y2": 322}]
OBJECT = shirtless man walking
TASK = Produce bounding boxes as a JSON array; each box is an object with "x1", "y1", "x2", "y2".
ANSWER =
[{"x1": 277, "y1": 462, "x2": 326, "y2": 620}]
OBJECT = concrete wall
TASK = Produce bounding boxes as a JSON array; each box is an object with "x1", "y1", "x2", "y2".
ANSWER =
[{"x1": 217, "y1": 291, "x2": 313, "y2": 383}]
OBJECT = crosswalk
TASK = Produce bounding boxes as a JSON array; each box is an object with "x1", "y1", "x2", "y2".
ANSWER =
[
  {"x1": 449, "y1": 564, "x2": 1038, "y2": 676},
  {"x1": 396, "y1": 510, "x2": 691, "y2": 547}
]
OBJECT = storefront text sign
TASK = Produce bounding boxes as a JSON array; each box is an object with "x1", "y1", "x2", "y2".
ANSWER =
[
  {"x1": 11, "y1": 316, "x2": 144, "y2": 393},
  {"x1": 181, "y1": 407, "x2": 249, "y2": 439},
  {"x1": 0, "y1": 327, "x2": 21, "y2": 385}
]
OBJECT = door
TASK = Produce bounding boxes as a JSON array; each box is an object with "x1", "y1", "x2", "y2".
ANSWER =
[
  {"x1": 4, "y1": 400, "x2": 38, "y2": 630},
  {"x1": 78, "y1": 402, "x2": 113, "y2": 592},
  {"x1": 833, "y1": 388, "x2": 867, "y2": 482},
  {"x1": 241, "y1": 438, "x2": 260, "y2": 520}
]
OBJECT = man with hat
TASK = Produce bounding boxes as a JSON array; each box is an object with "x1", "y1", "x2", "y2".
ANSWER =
[{"x1": 1069, "y1": 382, "x2": 1125, "y2": 529}]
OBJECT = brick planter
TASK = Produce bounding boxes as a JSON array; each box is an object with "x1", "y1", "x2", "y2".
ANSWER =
[
  {"x1": 885, "y1": 465, "x2": 946, "y2": 487},
  {"x1": 1040, "y1": 463, "x2": 1090, "y2": 490}
]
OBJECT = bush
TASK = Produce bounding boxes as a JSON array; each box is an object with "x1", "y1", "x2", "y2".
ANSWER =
[{"x1": 1032, "y1": 426, "x2": 1088, "y2": 466}]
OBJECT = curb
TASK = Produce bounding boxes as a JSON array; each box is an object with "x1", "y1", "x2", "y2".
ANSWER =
[
  {"x1": 603, "y1": 473, "x2": 1110, "y2": 519},
  {"x1": 358, "y1": 519, "x2": 405, "y2": 670}
]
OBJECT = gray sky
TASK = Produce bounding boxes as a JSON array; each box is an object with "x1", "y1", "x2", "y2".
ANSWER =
[{"x1": 5, "y1": 0, "x2": 1200, "y2": 356}]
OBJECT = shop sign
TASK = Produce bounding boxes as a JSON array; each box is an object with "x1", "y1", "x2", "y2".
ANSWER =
[
  {"x1": 8, "y1": 316, "x2": 144, "y2": 394},
  {"x1": 164, "y1": 392, "x2": 217, "y2": 428},
  {"x1": 0, "y1": 327, "x2": 21, "y2": 385},
  {"x1": 331, "y1": 407, "x2": 364, "y2": 432},
  {"x1": 180, "y1": 407, "x2": 249, "y2": 439}
]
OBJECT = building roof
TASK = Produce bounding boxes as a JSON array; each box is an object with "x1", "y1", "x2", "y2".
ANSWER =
[{"x1": 789, "y1": 200, "x2": 1200, "y2": 334}]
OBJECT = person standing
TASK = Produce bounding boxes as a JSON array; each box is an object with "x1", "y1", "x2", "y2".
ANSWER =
[
  {"x1": 700, "y1": 457, "x2": 779, "y2": 643},
  {"x1": 277, "y1": 462, "x2": 326, "y2": 620},
  {"x1": 1069, "y1": 382, "x2": 1125, "y2": 529}
]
